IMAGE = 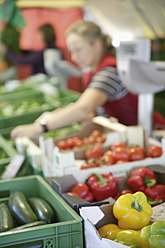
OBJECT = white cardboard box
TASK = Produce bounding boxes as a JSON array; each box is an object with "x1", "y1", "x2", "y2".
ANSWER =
[{"x1": 80, "y1": 204, "x2": 130, "y2": 248}]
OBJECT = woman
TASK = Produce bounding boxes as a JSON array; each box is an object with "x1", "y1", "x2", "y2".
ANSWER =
[
  {"x1": 5, "y1": 23, "x2": 62, "y2": 75},
  {"x1": 11, "y1": 20, "x2": 165, "y2": 140}
]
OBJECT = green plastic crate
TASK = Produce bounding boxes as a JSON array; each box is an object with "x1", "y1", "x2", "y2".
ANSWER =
[
  {"x1": 0, "y1": 93, "x2": 61, "y2": 129},
  {"x1": 0, "y1": 135, "x2": 16, "y2": 168},
  {"x1": 59, "y1": 89, "x2": 80, "y2": 106},
  {"x1": 0, "y1": 175, "x2": 84, "y2": 248}
]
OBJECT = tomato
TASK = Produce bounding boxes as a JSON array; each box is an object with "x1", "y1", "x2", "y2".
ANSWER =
[
  {"x1": 112, "y1": 147, "x2": 129, "y2": 162},
  {"x1": 111, "y1": 142, "x2": 126, "y2": 150},
  {"x1": 68, "y1": 183, "x2": 89, "y2": 199},
  {"x1": 102, "y1": 151, "x2": 115, "y2": 165},
  {"x1": 129, "y1": 147, "x2": 146, "y2": 161},
  {"x1": 72, "y1": 137, "x2": 84, "y2": 147},
  {"x1": 88, "y1": 136, "x2": 97, "y2": 144},
  {"x1": 148, "y1": 145, "x2": 162, "y2": 158},
  {"x1": 85, "y1": 146, "x2": 103, "y2": 159},
  {"x1": 115, "y1": 160, "x2": 128, "y2": 164},
  {"x1": 66, "y1": 138, "x2": 75, "y2": 149},
  {"x1": 56, "y1": 140, "x2": 68, "y2": 150},
  {"x1": 91, "y1": 130, "x2": 101, "y2": 137},
  {"x1": 128, "y1": 146, "x2": 146, "y2": 157},
  {"x1": 80, "y1": 161, "x2": 98, "y2": 170}
]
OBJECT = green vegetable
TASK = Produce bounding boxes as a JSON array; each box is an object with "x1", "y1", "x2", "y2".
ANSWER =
[
  {"x1": 10, "y1": 221, "x2": 46, "y2": 231},
  {"x1": 28, "y1": 197, "x2": 56, "y2": 224},
  {"x1": 0, "y1": 203, "x2": 14, "y2": 232},
  {"x1": 140, "y1": 221, "x2": 165, "y2": 248},
  {"x1": 9, "y1": 191, "x2": 37, "y2": 225}
]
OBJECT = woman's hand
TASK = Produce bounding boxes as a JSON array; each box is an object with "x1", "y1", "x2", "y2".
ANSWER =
[{"x1": 11, "y1": 122, "x2": 43, "y2": 140}]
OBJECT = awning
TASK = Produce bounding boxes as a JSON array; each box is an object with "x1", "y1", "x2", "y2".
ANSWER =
[{"x1": 0, "y1": 0, "x2": 87, "y2": 8}]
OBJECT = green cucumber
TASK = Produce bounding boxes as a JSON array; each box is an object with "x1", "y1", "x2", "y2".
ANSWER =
[
  {"x1": 10, "y1": 221, "x2": 46, "y2": 232},
  {"x1": 0, "y1": 203, "x2": 14, "y2": 232},
  {"x1": 9, "y1": 192, "x2": 37, "y2": 225},
  {"x1": 28, "y1": 197, "x2": 56, "y2": 224}
]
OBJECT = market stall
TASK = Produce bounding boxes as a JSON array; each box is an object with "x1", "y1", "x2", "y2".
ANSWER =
[{"x1": 0, "y1": 1, "x2": 165, "y2": 248}]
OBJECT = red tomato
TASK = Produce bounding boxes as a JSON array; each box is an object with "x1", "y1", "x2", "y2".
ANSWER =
[
  {"x1": 91, "y1": 130, "x2": 101, "y2": 137},
  {"x1": 112, "y1": 147, "x2": 129, "y2": 162},
  {"x1": 56, "y1": 140, "x2": 68, "y2": 150},
  {"x1": 102, "y1": 151, "x2": 115, "y2": 165},
  {"x1": 111, "y1": 142, "x2": 126, "y2": 150},
  {"x1": 66, "y1": 138, "x2": 75, "y2": 149},
  {"x1": 148, "y1": 145, "x2": 162, "y2": 158},
  {"x1": 129, "y1": 147, "x2": 146, "y2": 161},
  {"x1": 127, "y1": 146, "x2": 146, "y2": 157},
  {"x1": 72, "y1": 137, "x2": 84, "y2": 147},
  {"x1": 80, "y1": 161, "x2": 98, "y2": 170},
  {"x1": 85, "y1": 146, "x2": 103, "y2": 159},
  {"x1": 88, "y1": 136, "x2": 97, "y2": 144}
]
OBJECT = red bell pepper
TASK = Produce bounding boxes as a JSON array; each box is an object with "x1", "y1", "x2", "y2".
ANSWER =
[
  {"x1": 127, "y1": 167, "x2": 157, "y2": 192},
  {"x1": 87, "y1": 172, "x2": 119, "y2": 201},
  {"x1": 145, "y1": 184, "x2": 165, "y2": 205},
  {"x1": 67, "y1": 182, "x2": 94, "y2": 203}
]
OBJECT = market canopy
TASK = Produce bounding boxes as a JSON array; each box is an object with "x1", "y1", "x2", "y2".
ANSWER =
[{"x1": 85, "y1": 0, "x2": 165, "y2": 41}]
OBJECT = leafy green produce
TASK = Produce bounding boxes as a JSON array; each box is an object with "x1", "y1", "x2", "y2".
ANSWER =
[
  {"x1": 0, "y1": 148, "x2": 8, "y2": 159},
  {"x1": 42, "y1": 123, "x2": 81, "y2": 139},
  {"x1": 0, "y1": 100, "x2": 55, "y2": 117},
  {"x1": 1, "y1": 22, "x2": 21, "y2": 53}
]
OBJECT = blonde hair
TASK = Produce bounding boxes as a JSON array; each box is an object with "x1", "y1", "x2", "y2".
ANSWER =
[{"x1": 66, "y1": 20, "x2": 115, "y2": 56}]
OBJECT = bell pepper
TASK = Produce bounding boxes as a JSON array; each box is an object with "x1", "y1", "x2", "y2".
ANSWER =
[
  {"x1": 114, "y1": 230, "x2": 141, "y2": 248},
  {"x1": 113, "y1": 191, "x2": 153, "y2": 230},
  {"x1": 67, "y1": 182, "x2": 94, "y2": 202},
  {"x1": 98, "y1": 223, "x2": 122, "y2": 240},
  {"x1": 145, "y1": 184, "x2": 165, "y2": 206},
  {"x1": 127, "y1": 167, "x2": 157, "y2": 192},
  {"x1": 140, "y1": 221, "x2": 165, "y2": 248},
  {"x1": 87, "y1": 172, "x2": 119, "y2": 201}
]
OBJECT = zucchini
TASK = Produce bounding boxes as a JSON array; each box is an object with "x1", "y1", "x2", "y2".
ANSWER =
[
  {"x1": 28, "y1": 197, "x2": 56, "y2": 224},
  {"x1": 0, "y1": 203, "x2": 14, "y2": 232},
  {"x1": 9, "y1": 191, "x2": 37, "y2": 225},
  {"x1": 10, "y1": 220, "x2": 46, "y2": 231}
]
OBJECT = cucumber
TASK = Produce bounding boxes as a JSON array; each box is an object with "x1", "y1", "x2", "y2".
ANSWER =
[
  {"x1": 28, "y1": 197, "x2": 56, "y2": 224},
  {"x1": 9, "y1": 192, "x2": 37, "y2": 225},
  {"x1": 10, "y1": 221, "x2": 46, "y2": 231},
  {"x1": 0, "y1": 203, "x2": 14, "y2": 232}
]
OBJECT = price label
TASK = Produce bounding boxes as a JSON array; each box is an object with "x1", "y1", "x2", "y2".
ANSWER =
[{"x1": 2, "y1": 154, "x2": 25, "y2": 179}]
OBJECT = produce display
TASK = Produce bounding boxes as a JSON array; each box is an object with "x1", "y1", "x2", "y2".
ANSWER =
[
  {"x1": 0, "y1": 100, "x2": 55, "y2": 117},
  {"x1": 97, "y1": 191, "x2": 165, "y2": 248},
  {"x1": 0, "y1": 191, "x2": 56, "y2": 233},
  {"x1": 80, "y1": 142, "x2": 162, "y2": 169}
]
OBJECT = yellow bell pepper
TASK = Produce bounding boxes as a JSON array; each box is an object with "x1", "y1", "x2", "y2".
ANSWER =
[
  {"x1": 98, "y1": 223, "x2": 122, "y2": 240},
  {"x1": 113, "y1": 191, "x2": 152, "y2": 230},
  {"x1": 114, "y1": 229, "x2": 141, "y2": 248}
]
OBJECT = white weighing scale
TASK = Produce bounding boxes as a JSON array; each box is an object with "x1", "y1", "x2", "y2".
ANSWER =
[{"x1": 117, "y1": 39, "x2": 165, "y2": 137}]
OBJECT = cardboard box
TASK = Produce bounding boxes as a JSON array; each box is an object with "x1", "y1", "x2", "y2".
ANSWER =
[
  {"x1": 80, "y1": 201, "x2": 165, "y2": 248},
  {"x1": 15, "y1": 137, "x2": 42, "y2": 175},
  {"x1": 40, "y1": 117, "x2": 151, "y2": 178},
  {"x1": 44, "y1": 162, "x2": 165, "y2": 215}
]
